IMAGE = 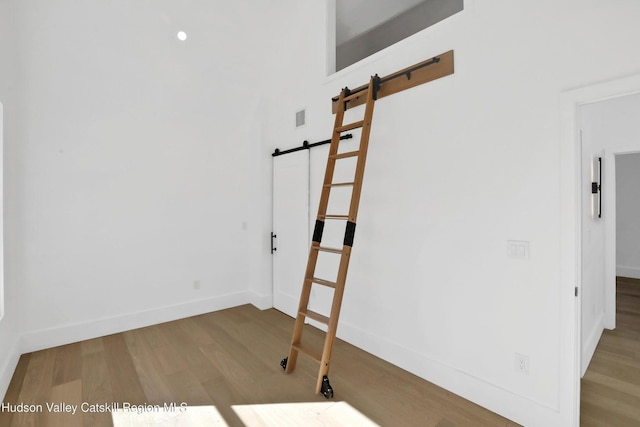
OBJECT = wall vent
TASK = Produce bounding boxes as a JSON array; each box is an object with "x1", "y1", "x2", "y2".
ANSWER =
[{"x1": 296, "y1": 109, "x2": 306, "y2": 127}]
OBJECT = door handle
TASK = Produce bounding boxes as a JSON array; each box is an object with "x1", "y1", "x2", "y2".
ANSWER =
[{"x1": 271, "y1": 232, "x2": 277, "y2": 254}]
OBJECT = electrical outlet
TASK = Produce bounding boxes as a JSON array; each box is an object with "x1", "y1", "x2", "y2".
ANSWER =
[{"x1": 514, "y1": 353, "x2": 529, "y2": 375}]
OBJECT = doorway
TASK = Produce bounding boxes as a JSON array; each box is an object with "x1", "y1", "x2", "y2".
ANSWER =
[
  {"x1": 576, "y1": 91, "x2": 640, "y2": 426},
  {"x1": 579, "y1": 92, "x2": 640, "y2": 372},
  {"x1": 579, "y1": 92, "x2": 640, "y2": 373},
  {"x1": 559, "y1": 74, "x2": 640, "y2": 427}
]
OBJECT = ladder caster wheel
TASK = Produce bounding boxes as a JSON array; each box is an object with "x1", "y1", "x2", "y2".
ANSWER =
[
  {"x1": 280, "y1": 357, "x2": 288, "y2": 370},
  {"x1": 321, "y1": 375, "x2": 334, "y2": 399}
]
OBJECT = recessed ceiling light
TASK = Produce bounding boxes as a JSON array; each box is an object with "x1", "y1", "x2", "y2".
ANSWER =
[{"x1": 177, "y1": 31, "x2": 187, "y2": 41}]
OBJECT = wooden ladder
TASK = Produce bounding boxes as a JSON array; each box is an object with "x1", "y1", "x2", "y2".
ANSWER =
[{"x1": 280, "y1": 75, "x2": 379, "y2": 398}]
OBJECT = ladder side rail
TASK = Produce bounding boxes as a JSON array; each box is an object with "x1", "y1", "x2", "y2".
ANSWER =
[
  {"x1": 315, "y1": 244, "x2": 353, "y2": 393},
  {"x1": 347, "y1": 77, "x2": 376, "y2": 223}
]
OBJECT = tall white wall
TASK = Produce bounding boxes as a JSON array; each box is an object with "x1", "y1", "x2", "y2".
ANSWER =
[
  {"x1": 0, "y1": 0, "x2": 297, "y2": 399},
  {"x1": 10, "y1": 0, "x2": 284, "y2": 351},
  {"x1": 0, "y1": 0, "x2": 24, "y2": 398},
  {"x1": 261, "y1": 1, "x2": 640, "y2": 426},
  {"x1": 617, "y1": 153, "x2": 640, "y2": 279}
]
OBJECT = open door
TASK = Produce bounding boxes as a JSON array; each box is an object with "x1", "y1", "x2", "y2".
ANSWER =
[{"x1": 272, "y1": 150, "x2": 309, "y2": 317}]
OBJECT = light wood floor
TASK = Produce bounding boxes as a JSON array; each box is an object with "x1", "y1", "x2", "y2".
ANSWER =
[
  {"x1": 581, "y1": 276, "x2": 640, "y2": 426},
  {"x1": 1, "y1": 305, "x2": 518, "y2": 426}
]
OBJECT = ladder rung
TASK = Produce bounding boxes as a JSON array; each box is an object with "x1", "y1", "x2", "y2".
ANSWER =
[
  {"x1": 299, "y1": 309, "x2": 329, "y2": 325},
  {"x1": 330, "y1": 150, "x2": 360, "y2": 160},
  {"x1": 316, "y1": 246, "x2": 343, "y2": 254},
  {"x1": 310, "y1": 277, "x2": 337, "y2": 288},
  {"x1": 324, "y1": 182, "x2": 354, "y2": 188},
  {"x1": 321, "y1": 214, "x2": 349, "y2": 220},
  {"x1": 335, "y1": 120, "x2": 364, "y2": 133},
  {"x1": 292, "y1": 343, "x2": 322, "y2": 362}
]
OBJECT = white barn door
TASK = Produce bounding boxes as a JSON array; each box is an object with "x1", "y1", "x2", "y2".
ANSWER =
[{"x1": 272, "y1": 150, "x2": 309, "y2": 317}]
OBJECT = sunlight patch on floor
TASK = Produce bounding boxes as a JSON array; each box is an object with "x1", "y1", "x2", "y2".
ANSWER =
[
  {"x1": 111, "y1": 402, "x2": 379, "y2": 426},
  {"x1": 112, "y1": 405, "x2": 227, "y2": 426},
  {"x1": 232, "y1": 401, "x2": 380, "y2": 427}
]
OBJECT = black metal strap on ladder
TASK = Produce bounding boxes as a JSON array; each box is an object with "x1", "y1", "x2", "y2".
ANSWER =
[{"x1": 280, "y1": 75, "x2": 378, "y2": 398}]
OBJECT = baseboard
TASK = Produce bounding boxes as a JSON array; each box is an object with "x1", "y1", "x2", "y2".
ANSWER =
[
  {"x1": 20, "y1": 291, "x2": 252, "y2": 354},
  {"x1": 336, "y1": 318, "x2": 563, "y2": 427},
  {"x1": 271, "y1": 293, "x2": 298, "y2": 318},
  {"x1": 249, "y1": 291, "x2": 272, "y2": 310},
  {"x1": 0, "y1": 335, "x2": 21, "y2": 400},
  {"x1": 617, "y1": 266, "x2": 640, "y2": 280},
  {"x1": 581, "y1": 312, "x2": 604, "y2": 377}
]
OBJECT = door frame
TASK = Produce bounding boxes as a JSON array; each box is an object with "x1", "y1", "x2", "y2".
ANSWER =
[{"x1": 560, "y1": 73, "x2": 640, "y2": 427}]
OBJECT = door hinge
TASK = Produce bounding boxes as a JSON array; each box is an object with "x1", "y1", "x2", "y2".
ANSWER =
[
  {"x1": 575, "y1": 287, "x2": 579, "y2": 297},
  {"x1": 271, "y1": 232, "x2": 277, "y2": 254}
]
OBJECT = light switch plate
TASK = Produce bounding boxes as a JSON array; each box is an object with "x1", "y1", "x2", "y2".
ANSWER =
[{"x1": 508, "y1": 240, "x2": 529, "y2": 259}]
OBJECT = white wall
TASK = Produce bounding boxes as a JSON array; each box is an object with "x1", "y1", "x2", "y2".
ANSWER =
[
  {"x1": 617, "y1": 153, "x2": 640, "y2": 279},
  {"x1": 0, "y1": 0, "x2": 24, "y2": 399},
  {"x1": 261, "y1": 1, "x2": 640, "y2": 426},
  {"x1": 0, "y1": 0, "x2": 293, "y2": 399},
  {"x1": 10, "y1": 0, "x2": 286, "y2": 352}
]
